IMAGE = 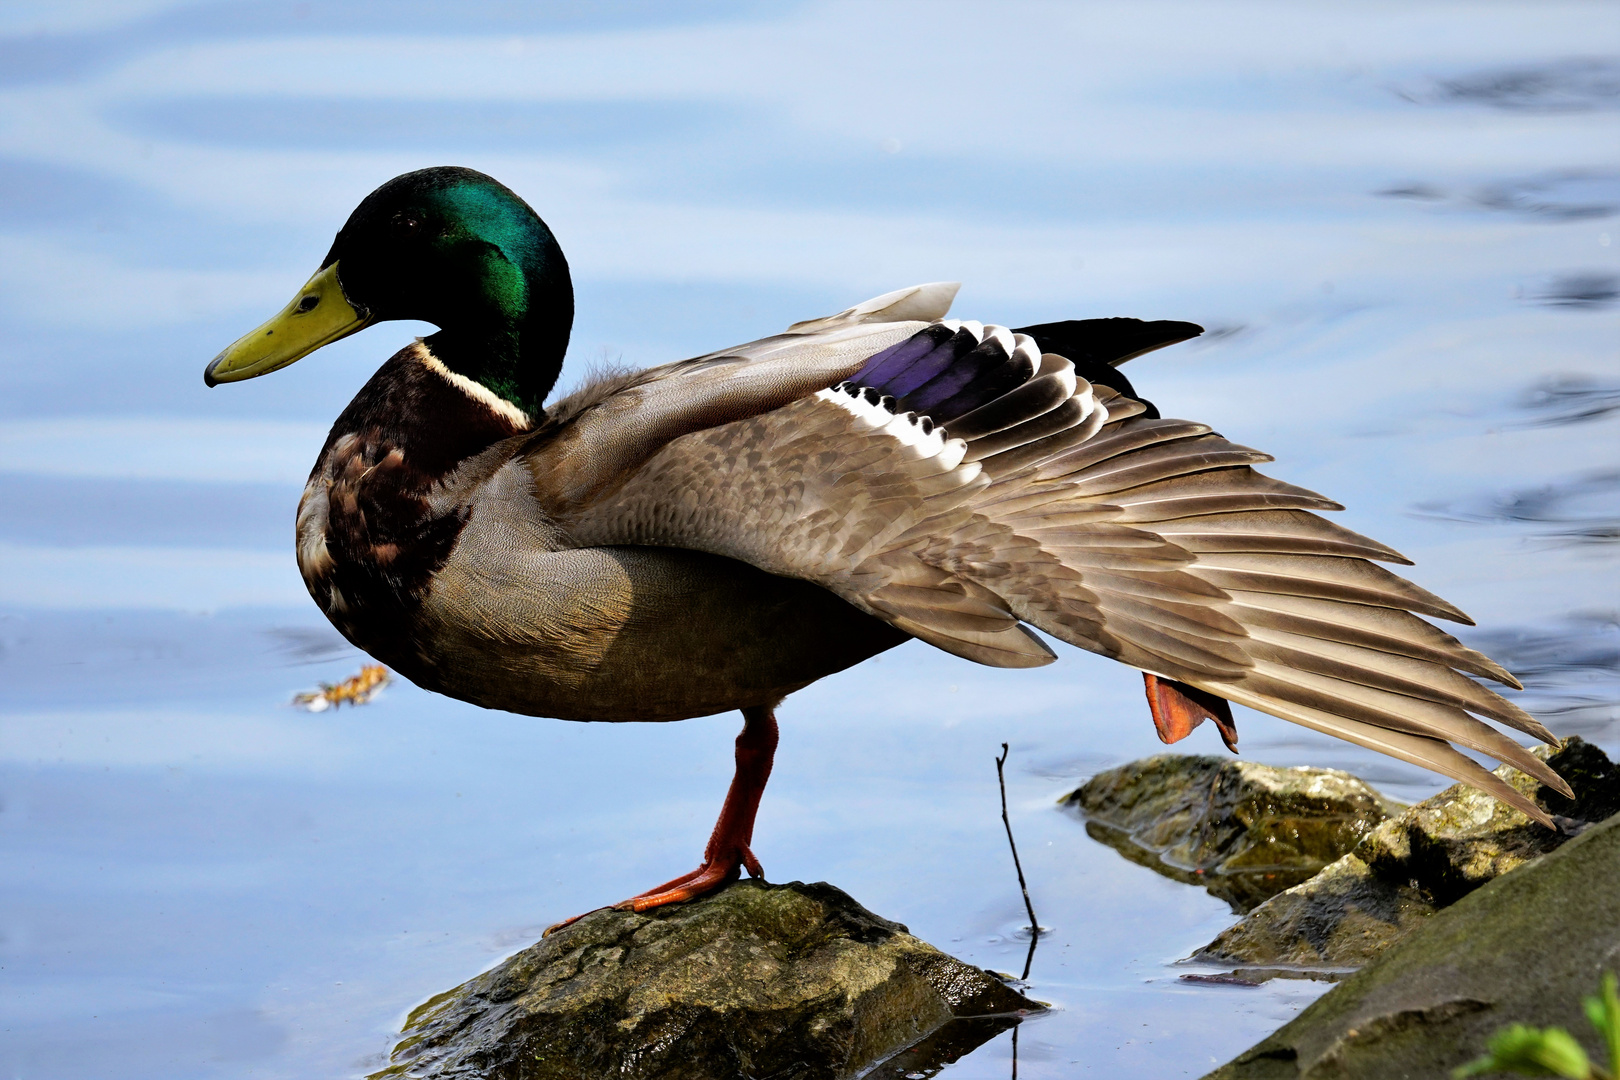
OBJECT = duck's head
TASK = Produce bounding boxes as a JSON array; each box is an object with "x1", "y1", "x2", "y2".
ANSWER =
[{"x1": 205, "y1": 166, "x2": 573, "y2": 418}]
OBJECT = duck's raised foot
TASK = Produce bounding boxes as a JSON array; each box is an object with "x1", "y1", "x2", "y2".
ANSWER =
[{"x1": 1144, "y1": 672, "x2": 1238, "y2": 752}]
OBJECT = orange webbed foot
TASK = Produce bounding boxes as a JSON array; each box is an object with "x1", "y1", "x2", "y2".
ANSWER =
[
  {"x1": 1144, "y1": 672, "x2": 1239, "y2": 752},
  {"x1": 619, "y1": 849, "x2": 757, "y2": 913},
  {"x1": 542, "y1": 845, "x2": 763, "y2": 936}
]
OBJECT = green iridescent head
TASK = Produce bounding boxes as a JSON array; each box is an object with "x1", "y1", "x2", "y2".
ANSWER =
[{"x1": 206, "y1": 166, "x2": 574, "y2": 417}]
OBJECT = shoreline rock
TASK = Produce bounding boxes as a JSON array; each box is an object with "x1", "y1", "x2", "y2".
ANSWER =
[
  {"x1": 1201, "y1": 810, "x2": 1620, "y2": 1079},
  {"x1": 368, "y1": 879, "x2": 1040, "y2": 1080}
]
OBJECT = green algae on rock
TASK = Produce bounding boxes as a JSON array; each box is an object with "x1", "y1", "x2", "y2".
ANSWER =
[
  {"x1": 1196, "y1": 737, "x2": 1619, "y2": 975},
  {"x1": 1200, "y1": 810, "x2": 1620, "y2": 1080},
  {"x1": 1065, "y1": 755, "x2": 1402, "y2": 913},
  {"x1": 368, "y1": 880, "x2": 1039, "y2": 1080}
]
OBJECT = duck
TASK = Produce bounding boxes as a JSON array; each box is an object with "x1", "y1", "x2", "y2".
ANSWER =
[{"x1": 205, "y1": 165, "x2": 1569, "y2": 924}]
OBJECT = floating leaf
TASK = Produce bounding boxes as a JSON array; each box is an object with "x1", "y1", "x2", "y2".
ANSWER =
[{"x1": 293, "y1": 664, "x2": 391, "y2": 712}]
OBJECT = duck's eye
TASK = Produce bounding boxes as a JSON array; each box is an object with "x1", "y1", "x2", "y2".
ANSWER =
[
  {"x1": 295, "y1": 294, "x2": 320, "y2": 313},
  {"x1": 391, "y1": 212, "x2": 422, "y2": 238}
]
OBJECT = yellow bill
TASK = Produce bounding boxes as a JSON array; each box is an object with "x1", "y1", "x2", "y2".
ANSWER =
[{"x1": 204, "y1": 263, "x2": 372, "y2": 385}]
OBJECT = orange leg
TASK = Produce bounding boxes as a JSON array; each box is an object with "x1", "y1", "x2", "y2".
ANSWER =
[
  {"x1": 545, "y1": 704, "x2": 779, "y2": 935},
  {"x1": 1144, "y1": 672, "x2": 1239, "y2": 752}
]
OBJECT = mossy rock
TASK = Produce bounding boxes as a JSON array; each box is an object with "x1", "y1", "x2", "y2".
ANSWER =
[
  {"x1": 1066, "y1": 755, "x2": 1401, "y2": 912},
  {"x1": 1192, "y1": 854, "x2": 1437, "y2": 971},
  {"x1": 369, "y1": 880, "x2": 1039, "y2": 1080}
]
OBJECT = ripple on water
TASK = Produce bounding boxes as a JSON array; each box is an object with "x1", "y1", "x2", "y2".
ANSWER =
[
  {"x1": 1413, "y1": 469, "x2": 1620, "y2": 546},
  {"x1": 1465, "y1": 614, "x2": 1620, "y2": 742},
  {"x1": 1378, "y1": 170, "x2": 1620, "y2": 222},
  {"x1": 1394, "y1": 57, "x2": 1620, "y2": 112},
  {"x1": 1514, "y1": 375, "x2": 1620, "y2": 428},
  {"x1": 1530, "y1": 272, "x2": 1620, "y2": 309}
]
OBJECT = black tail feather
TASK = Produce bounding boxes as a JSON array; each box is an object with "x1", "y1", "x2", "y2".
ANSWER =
[{"x1": 1013, "y1": 318, "x2": 1203, "y2": 420}]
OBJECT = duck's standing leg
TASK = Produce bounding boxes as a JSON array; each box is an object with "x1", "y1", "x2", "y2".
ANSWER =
[
  {"x1": 545, "y1": 704, "x2": 780, "y2": 935},
  {"x1": 618, "y1": 703, "x2": 779, "y2": 910}
]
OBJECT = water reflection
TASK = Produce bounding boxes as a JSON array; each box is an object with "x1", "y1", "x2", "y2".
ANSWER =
[
  {"x1": 1475, "y1": 613, "x2": 1620, "y2": 683},
  {"x1": 1378, "y1": 170, "x2": 1620, "y2": 222},
  {"x1": 866, "y1": 1013, "x2": 1024, "y2": 1080},
  {"x1": 1376, "y1": 182, "x2": 1446, "y2": 202},
  {"x1": 1081, "y1": 819, "x2": 1320, "y2": 914},
  {"x1": 1531, "y1": 272, "x2": 1620, "y2": 308},
  {"x1": 1467, "y1": 614, "x2": 1620, "y2": 740},
  {"x1": 1476, "y1": 171, "x2": 1620, "y2": 222},
  {"x1": 264, "y1": 626, "x2": 361, "y2": 666}
]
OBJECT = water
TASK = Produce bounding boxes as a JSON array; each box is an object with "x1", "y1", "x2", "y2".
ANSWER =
[{"x1": 1, "y1": 3, "x2": 1616, "y2": 1076}]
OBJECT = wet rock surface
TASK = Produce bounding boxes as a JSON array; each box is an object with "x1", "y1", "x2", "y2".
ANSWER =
[
  {"x1": 1065, "y1": 755, "x2": 1402, "y2": 912},
  {"x1": 1201, "y1": 810, "x2": 1620, "y2": 1080},
  {"x1": 1196, "y1": 737, "x2": 1620, "y2": 974},
  {"x1": 1191, "y1": 854, "x2": 1432, "y2": 974},
  {"x1": 368, "y1": 880, "x2": 1039, "y2": 1080}
]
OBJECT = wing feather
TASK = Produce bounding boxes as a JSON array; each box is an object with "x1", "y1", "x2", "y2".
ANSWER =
[
  {"x1": 1218, "y1": 664, "x2": 1564, "y2": 794},
  {"x1": 1242, "y1": 629, "x2": 1547, "y2": 735},
  {"x1": 1188, "y1": 552, "x2": 1472, "y2": 624},
  {"x1": 1207, "y1": 685, "x2": 1554, "y2": 825},
  {"x1": 1152, "y1": 509, "x2": 1412, "y2": 563},
  {"x1": 1222, "y1": 591, "x2": 1520, "y2": 687}
]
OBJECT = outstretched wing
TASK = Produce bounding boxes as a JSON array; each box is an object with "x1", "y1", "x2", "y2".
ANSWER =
[{"x1": 529, "y1": 289, "x2": 1568, "y2": 824}]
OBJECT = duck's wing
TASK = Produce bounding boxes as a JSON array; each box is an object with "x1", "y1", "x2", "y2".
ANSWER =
[{"x1": 529, "y1": 299, "x2": 1567, "y2": 824}]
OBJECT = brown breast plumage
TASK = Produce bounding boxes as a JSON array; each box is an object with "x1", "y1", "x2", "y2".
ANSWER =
[{"x1": 296, "y1": 342, "x2": 528, "y2": 675}]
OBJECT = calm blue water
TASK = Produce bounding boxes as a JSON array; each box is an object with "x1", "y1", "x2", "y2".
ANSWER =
[{"x1": 1, "y1": 4, "x2": 1617, "y2": 1077}]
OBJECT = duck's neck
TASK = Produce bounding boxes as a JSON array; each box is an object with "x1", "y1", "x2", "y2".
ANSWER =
[
  {"x1": 306, "y1": 339, "x2": 538, "y2": 674},
  {"x1": 414, "y1": 337, "x2": 534, "y2": 429},
  {"x1": 423, "y1": 313, "x2": 567, "y2": 424}
]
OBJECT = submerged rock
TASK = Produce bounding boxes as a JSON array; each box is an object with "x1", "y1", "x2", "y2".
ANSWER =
[
  {"x1": 1065, "y1": 755, "x2": 1401, "y2": 912},
  {"x1": 1196, "y1": 737, "x2": 1620, "y2": 974},
  {"x1": 1201, "y1": 810, "x2": 1620, "y2": 1080},
  {"x1": 368, "y1": 880, "x2": 1039, "y2": 1080}
]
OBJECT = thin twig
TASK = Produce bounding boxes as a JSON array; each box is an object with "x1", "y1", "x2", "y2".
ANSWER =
[{"x1": 995, "y1": 743, "x2": 1040, "y2": 980}]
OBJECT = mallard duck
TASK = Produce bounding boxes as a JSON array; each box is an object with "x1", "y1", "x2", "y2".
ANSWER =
[{"x1": 206, "y1": 166, "x2": 1568, "y2": 922}]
